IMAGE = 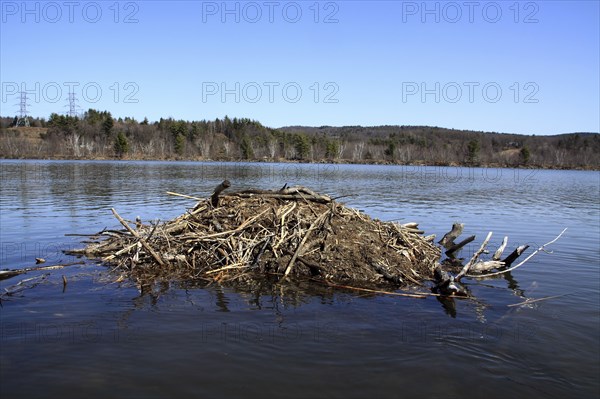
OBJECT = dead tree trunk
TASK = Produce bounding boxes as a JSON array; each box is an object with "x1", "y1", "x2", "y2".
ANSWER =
[
  {"x1": 211, "y1": 180, "x2": 231, "y2": 207},
  {"x1": 439, "y1": 223, "x2": 463, "y2": 249},
  {"x1": 502, "y1": 245, "x2": 530, "y2": 268},
  {"x1": 445, "y1": 235, "x2": 476, "y2": 257}
]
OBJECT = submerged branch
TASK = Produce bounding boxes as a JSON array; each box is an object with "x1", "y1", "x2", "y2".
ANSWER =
[{"x1": 0, "y1": 262, "x2": 85, "y2": 281}]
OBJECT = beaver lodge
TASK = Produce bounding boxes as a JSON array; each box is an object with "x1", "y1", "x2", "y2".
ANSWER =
[{"x1": 68, "y1": 182, "x2": 565, "y2": 298}]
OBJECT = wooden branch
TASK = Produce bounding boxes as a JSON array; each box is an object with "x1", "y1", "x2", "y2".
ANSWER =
[
  {"x1": 103, "y1": 242, "x2": 138, "y2": 260},
  {"x1": 492, "y1": 236, "x2": 509, "y2": 260},
  {"x1": 507, "y1": 293, "x2": 571, "y2": 307},
  {"x1": 433, "y1": 265, "x2": 468, "y2": 296},
  {"x1": 469, "y1": 260, "x2": 505, "y2": 273},
  {"x1": 251, "y1": 236, "x2": 273, "y2": 268},
  {"x1": 0, "y1": 262, "x2": 85, "y2": 281},
  {"x1": 281, "y1": 186, "x2": 327, "y2": 199},
  {"x1": 467, "y1": 228, "x2": 567, "y2": 278},
  {"x1": 205, "y1": 263, "x2": 246, "y2": 274},
  {"x1": 0, "y1": 270, "x2": 23, "y2": 280},
  {"x1": 211, "y1": 180, "x2": 231, "y2": 207},
  {"x1": 456, "y1": 231, "x2": 493, "y2": 281},
  {"x1": 192, "y1": 208, "x2": 269, "y2": 240},
  {"x1": 232, "y1": 192, "x2": 331, "y2": 204},
  {"x1": 166, "y1": 191, "x2": 204, "y2": 201},
  {"x1": 282, "y1": 249, "x2": 323, "y2": 273},
  {"x1": 439, "y1": 223, "x2": 464, "y2": 249},
  {"x1": 401, "y1": 225, "x2": 425, "y2": 234},
  {"x1": 65, "y1": 232, "x2": 105, "y2": 237},
  {"x1": 284, "y1": 210, "x2": 330, "y2": 277},
  {"x1": 502, "y1": 245, "x2": 530, "y2": 267},
  {"x1": 1, "y1": 274, "x2": 49, "y2": 297},
  {"x1": 445, "y1": 235, "x2": 476, "y2": 257},
  {"x1": 372, "y1": 263, "x2": 403, "y2": 284},
  {"x1": 322, "y1": 280, "x2": 434, "y2": 298},
  {"x1": 111, "y1": 208, "x2": 166, "y2": 266},
  {"x1": 401, "y1": 222, "x2": 419, "y2": 229},
  {"x1": 232, "y1": 186, "x2": 332, "y2": 204}
]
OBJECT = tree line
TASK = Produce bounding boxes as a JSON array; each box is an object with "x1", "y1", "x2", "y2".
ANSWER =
[{"x1": 1, "y1": 110, "x2": 598, "y2": 169}]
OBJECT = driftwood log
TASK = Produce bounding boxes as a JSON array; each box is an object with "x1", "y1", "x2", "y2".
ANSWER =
[
  {"x1": 439, "y1": 223, "x2": 463, "y2": 248},
  {"x1": 434, "y1": 223, "x2": 567, "y2": 295},
  {"x1": 445, "y1": 235, "x2": 476, "y2": 257}
]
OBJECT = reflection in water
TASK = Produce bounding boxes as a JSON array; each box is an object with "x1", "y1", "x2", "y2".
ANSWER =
[
  {"x1": 433, "y1": 268, "x2": 540, "y2": 318},
  {"x1": 503, "y1": 271, "x2": 525, "y2": 297},
  {"x1": 214, "y1": 286, "x2": 230, "y2": 312},
  {"x1": 117, "y1": 275, "x2": 342, "y2": 315},
  {"x1": 435, "y1": 295, "x2": 459, "y2": 318}
]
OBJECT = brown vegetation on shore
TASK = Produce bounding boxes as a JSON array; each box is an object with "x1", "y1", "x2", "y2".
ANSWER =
[{"x1": 1, "y1": 113, "x2": 598, "y2": 169}]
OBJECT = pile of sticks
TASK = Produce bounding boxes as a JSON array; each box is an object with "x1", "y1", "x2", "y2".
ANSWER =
[{"x1": 69, "y1": 183, "x2": 441, "y2": 288}]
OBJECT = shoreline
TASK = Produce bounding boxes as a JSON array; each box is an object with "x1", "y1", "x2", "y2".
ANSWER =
[{"x1": 1, "y1": 155, "x2": 598, "y2": 171}]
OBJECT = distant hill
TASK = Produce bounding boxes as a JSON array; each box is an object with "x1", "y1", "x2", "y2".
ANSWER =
[
  {"x1": 1, "y1": 114, "x2": 598, "y2": 169},
  {"x1": 278, "y1": 125, "x2": 600, "y2": 169}
]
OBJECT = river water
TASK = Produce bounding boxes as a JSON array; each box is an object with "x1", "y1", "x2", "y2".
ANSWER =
[{"x1": 0, "y1": 160, "x2": 598, "y2": 398}]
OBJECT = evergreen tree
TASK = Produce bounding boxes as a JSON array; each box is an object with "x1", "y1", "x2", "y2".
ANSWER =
[
  {"x1": 295, "y1": 134, "x2": 311, "y2": 159},
  {"x1": 384, "y1": 142, "x2": 396, "y2": 159},
  {"x1": 520, "y1": 147, "x2": 530, "y2": 164},
  {"x1": 467, "y1": 139, "x2": 480, "y2": 164},
  {"x1": 103, "y1": 115, "x2": 114, "y2": 136},
  {"x1": 174, "y1": 133, "x2": 185, "y2": 155},
  {"x1": 240, "y1": 135, "x2": 254, "y2": 159},
  {"x1": 114, "y1": 132, "x2": 129, "y2": 157}
]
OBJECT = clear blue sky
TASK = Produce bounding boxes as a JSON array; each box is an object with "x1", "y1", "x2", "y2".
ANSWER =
[{"x1": 1, "y1": 0, "x2": 598, "y2": 135}]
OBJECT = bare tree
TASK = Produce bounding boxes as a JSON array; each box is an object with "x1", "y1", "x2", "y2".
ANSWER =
[
  {"x1": 352, "y1": 141, "x2": 365, "y2": 160},
  {"x1": 223, "y1": 141, "x2": 232, "y2": 157},
  {"x1": 268, "y1": 139, "x2": 277, "y2": 159},
  {"x1": 337, "y1": 141, "x2": 347, "y2": 159}
]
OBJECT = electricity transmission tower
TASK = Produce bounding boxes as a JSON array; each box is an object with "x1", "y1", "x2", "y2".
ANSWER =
[
  {"x1": 15, "y1": 91, "x2": 31, "y2": 127},
  {"x1": 66, "y1": 91, "x2": 80, "y2": 117}
]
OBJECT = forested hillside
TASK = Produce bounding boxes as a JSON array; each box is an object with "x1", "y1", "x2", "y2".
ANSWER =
[{"x1": 1, "y1": 111, "x2": 598, "y2": 169}]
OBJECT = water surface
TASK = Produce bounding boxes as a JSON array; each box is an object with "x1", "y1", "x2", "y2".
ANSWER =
[{"x1": 1, "y1": 160, "x2": 599, "y2": 398}]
